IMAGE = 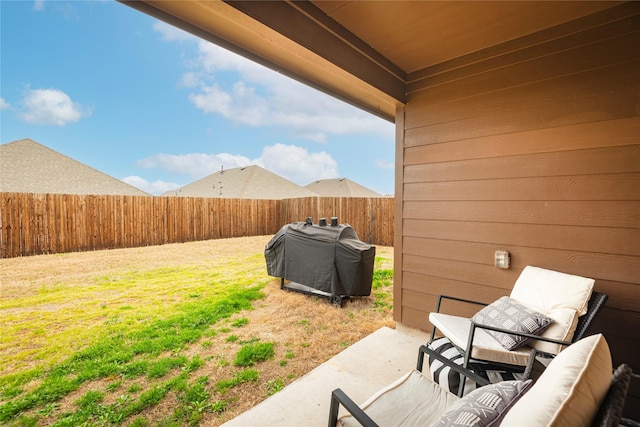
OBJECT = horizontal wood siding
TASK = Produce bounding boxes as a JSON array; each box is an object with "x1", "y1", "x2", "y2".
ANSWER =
[
  {"x1": 398, "y1": 6, "x2": 640, "y2": 413},
  {"x1": 0, "y1": 194, "x2": 393, "y2": 258}
]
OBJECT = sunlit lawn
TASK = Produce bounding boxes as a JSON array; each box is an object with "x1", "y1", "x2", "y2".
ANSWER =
[{"x1": 0, "y1": 236, "x2": 394, "y2": 426}]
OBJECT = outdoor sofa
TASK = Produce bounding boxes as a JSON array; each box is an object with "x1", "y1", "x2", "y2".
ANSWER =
[{"x1": 329, "y1": 333, "x2": 632, "y2": 426}]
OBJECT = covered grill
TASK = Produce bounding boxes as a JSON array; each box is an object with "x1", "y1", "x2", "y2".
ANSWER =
[{"x1": 264, "y1": 218, "x2": 376, "y2": 305}]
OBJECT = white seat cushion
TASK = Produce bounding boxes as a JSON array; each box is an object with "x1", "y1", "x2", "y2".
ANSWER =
[
  {"x1": 338, "y1": 370, "x2": 459, "y2": 427},
  {"x1": 501, "y1": 334, "x2": 612, "y2": 427},
  {"x1": 429, "y1": 312, "x2": 533, "y2": 366},
  {"x1": 510, "y1": 266, "x2": 594, "y2": 354}
]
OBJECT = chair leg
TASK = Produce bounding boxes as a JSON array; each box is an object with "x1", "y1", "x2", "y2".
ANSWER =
[
  {"x1": 328, "y1": 391, "x2": 340, "y2": 427},
  {"x1": 417, "y1": 345, "x2": 427, "y2": 372},
  {"x1": 523, "y1": 348, "x2": 537, "y2": 380}
]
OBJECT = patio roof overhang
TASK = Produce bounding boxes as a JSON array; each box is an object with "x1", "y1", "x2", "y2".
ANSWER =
[{"x1": 120, "y1": 1, "x2": 622, "y2": 122}]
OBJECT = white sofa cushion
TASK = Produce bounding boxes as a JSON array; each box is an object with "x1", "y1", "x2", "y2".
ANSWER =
[
  {"x1": 429, "y1": 312, "x2": 533, "y2": 366},
  {"x1": 338, "y1": 370, "x2": 459, "y2": 427},
  {"x1": 510, "y1": 266, "x2": 594, "y2": 354},
  {"x1": 501, "y1": 334, "x2": 612, "y2": 427}
]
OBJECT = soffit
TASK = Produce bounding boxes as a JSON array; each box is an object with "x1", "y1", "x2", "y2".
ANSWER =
[{"x1": 311, "y1": 1, "x2": 621, "y2": 74}]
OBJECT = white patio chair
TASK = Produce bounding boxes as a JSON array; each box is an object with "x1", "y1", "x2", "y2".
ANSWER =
[{"x1": 421, "y1": 266, "x2": 607, "y2": 395}]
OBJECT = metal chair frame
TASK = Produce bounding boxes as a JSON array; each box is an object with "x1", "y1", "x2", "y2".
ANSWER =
[{"x1": 420, "y1": 291, "x2": 608, "y2": 396}]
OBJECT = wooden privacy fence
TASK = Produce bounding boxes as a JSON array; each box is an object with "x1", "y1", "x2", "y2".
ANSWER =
[
  {"x1": 281, "y1": 196, "x2": 394, "y2": 247},
  {"x1": 0, "y1": 193, "x2": 394, "y2": 258}
]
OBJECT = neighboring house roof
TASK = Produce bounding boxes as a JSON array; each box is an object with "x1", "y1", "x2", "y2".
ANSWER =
[
  {"x1": 304, "y1": 178, "x2": 382, "y2": 198},
  {"x1": 162, "y1": 165, "x2": 318, "y2": 199},
  {"x1": 0, "y1": 139, "x2": 150, "y2": 196}
]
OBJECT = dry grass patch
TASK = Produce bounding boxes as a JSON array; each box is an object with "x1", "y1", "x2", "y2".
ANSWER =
[{"x1": 0, "y1": 235, "x2": 394, "y2": 426}]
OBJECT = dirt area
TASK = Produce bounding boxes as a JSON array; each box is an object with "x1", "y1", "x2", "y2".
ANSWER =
[{"x1": 0, "y1": 235, "x2": 395, "y2": 425}]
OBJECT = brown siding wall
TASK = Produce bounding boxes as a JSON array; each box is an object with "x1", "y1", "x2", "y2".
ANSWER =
[{"x1": 396, "y1": 5, "x2": 640, "y2": 414}]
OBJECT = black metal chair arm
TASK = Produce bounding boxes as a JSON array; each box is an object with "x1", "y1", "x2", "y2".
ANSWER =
[
  {"x1": 461, "y1": 321, "x2": 573, "y2": 380},
  {"x1": 328, "y1": 388, "x2": 378, "y2": 427},
  {"x1": 435, "y1": 294, "x2": 489, "y2": 313},
  {"x1": 470, "y1": 321, "x2": 573, "y2": 349},
  {"x1": 429, "y1": 295, "x2": 490, "y2": 341}
]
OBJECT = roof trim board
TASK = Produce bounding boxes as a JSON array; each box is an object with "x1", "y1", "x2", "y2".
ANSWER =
[{"x1": 232, "y1": 1, "x2": 407, "y2": 84}]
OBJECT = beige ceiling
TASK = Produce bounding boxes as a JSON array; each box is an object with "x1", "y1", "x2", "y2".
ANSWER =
[
  {"x1": 312, "y1": 1, "x2": 619, "y2": 74},
  {"x1": 121, "y1": 1, "x2": 623, "y2": 121}
]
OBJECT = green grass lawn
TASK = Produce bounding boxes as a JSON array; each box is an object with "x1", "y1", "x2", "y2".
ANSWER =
[
  {"x1": 1, "y1": 253, "x2": 270, "y2": 426},
  {"x1": 0, "y1": 240, "x2": 394, "y2": 426},
  {"x1": 2, "y1": 262, "x2": 265, "y2": 375}
]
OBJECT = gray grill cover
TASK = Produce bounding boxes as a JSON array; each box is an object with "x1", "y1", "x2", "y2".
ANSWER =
[{"x1": 265, "y1": 222, "x2": 375, "y2": 297}]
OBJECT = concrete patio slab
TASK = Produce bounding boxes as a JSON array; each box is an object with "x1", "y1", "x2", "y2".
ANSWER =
[{"x1": 222, "y1": 324, "x2": 429, "y2": 427}]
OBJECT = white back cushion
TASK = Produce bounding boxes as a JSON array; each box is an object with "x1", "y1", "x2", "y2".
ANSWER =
[
  {"x1": 501, "y1": 334, "x2": 612, "y2": 427},
  {"x1": 510, "y1": 266, "x2": 594, "y2": 353}
]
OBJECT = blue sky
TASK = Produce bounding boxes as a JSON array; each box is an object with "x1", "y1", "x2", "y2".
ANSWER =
[{"x1": 0, "y1": 0, "x2": 395, "y2": 195}]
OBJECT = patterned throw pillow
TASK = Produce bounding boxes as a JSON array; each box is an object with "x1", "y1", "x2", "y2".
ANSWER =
[
  {"x1": 431, "y1": 380, "x2": 532, "y2": 427},
  {"x1": 471, "y1": 296, "x2": 553, "y2": 350}
]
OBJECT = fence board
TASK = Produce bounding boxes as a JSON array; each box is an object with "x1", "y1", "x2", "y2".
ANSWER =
[{"x1": 0, "y1": 194, "x2": 393, "y2": 258}]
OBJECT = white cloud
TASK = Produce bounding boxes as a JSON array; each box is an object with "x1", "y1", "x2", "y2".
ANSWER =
[
  {"x1": 19, "y1": 88, "x2": 91, "y2": 126},
  {"x1": 135, "y1": 143, "x2": 338, "y2": 187},
  {"x1": 171, "y1": 40, "x2": 394, "y2": 142},
  {"x1": 32, "y1": 1, "x2": 82, "y2": 20},
  {"x1": 136, "y1": 152, "x2": 253, "y2": 180},
  {"x1": 0, "y1": 98, "x2": 10, "y2": 110},
  {"x1": 122, "y1": 176, "x2": 181, "y2": 196},
  {"x1": 259, "y1": 143, "x2": 338, "y2": 185},
  {"x1": 188, "y1": 81, "x2": 268, "y2": 127},
  {"x1": 196, "y1": 42, "x2": 257, "y2": 74},
  {"x1": 153, "y1": 21, "x2": 196, "y2": 42},
  {"x1": 179, "y1": 72, "x2": 201, "y2": 88}
]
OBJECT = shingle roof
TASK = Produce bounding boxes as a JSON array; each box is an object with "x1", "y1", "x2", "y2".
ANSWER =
[
  {"x1": 303, "y1": 178, "x2": 382, "y2": 197},
  {"x1": 162, "y1": 165, "x2": 318, "y2": 199},
  {"x1": 0, "y1": 139, "x2": 150, "y2": 196}
]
